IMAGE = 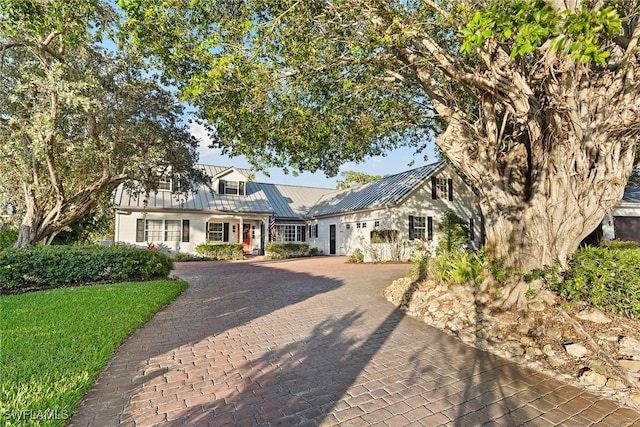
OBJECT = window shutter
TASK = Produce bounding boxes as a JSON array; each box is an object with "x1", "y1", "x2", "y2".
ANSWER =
[
  {"x1": 314, "y1": 224, "x2": 318, "y2": 238},
  {"x1": 448, "y1": 178, "x2": 453, "y2": 201},
  {"x1": 431, "y1": 177, "x2": 437, "y2": 199},
  {"x1": 239, "y1": 181, "x2": 245, "y2": 196},
  {"x1": 427, "y1": 217, "x2": 433, "y2": 240},
  {"x1": 218, "y1": 180, "x2": 225, "y2": 194},
  {"x1": 182, "y1": 220, "x2": 190, "y2": 242},
  {"x1": 469, "y1": 218, "x2": 475, "y2": 241},
  {"x1": 223, "y1": 222, "x2": 229, "y2": 242},
  {"x1": 136, "y1": 219, "x2": 145, "y2": 242},
  {"x1": 301, "y1": 226, "x2": 306, "y2": 242},
  {"x1": 408, "y1": 215, "x2": 415, "y2": 240}
]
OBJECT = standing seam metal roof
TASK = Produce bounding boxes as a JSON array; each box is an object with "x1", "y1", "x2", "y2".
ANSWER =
[{"x1": 307, "y1": 161, "x2": 444, "y2": 217}]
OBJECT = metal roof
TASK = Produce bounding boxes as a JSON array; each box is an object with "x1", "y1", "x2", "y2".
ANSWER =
[
  {"x1": 308, "y1": 161, "x2": 444, "y2": 217},
  {"x1": 113, "y1": 164, "x2": 335, "y2": 217},
  {"x1": 251, "y1": 182, "x2": 335, "y2": 219}
]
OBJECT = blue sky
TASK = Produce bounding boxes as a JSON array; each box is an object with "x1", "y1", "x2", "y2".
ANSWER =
[{"x1": 189, "y1": 121, "x2": 439, "y2": 189}]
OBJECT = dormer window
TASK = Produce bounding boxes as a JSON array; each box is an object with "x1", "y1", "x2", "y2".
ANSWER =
[
  {"x1": 158, "y1": 176, "x2": 172, "y2": 191},
  {"x1": 219, "y1": 179, "x2": 245, "y2": 196}
]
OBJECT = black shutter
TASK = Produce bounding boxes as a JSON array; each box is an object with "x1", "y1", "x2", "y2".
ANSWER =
[
  {"x1": 448, "y1": 178, "x2": 453, "y2": 201},
  {"x1": 408, "y1": 215, "x2": 415, "y2": 240},
  {"x1": 469, "y1": 218, "x2": 475, "y2": 241},
  {"x1": 182, "y1": 220, "x2": 190, "y2": 242},
  {"x1": 314, "y1": 224, "x2": 318, "y2": 238},
  {"x1": 301, "y1": 226, "x2": 306, "y2": 242},
  {"x1": 427, "y1": 217, "x2": 433, "y2": 240},
  {"x1": 431, "y1": 177, "x2": 437, "y2": 199},
  {"x1": 239, "y1": 181, "x2": 245, "y2": 196},
  {"x1": 136, "y1": 219, "x2": 145, "y2": 242},
  {"x1": 223, "y1": 222, "x2": 229, "y2": 242},
  {"x1": 218, "y1": 180, "x2": 225, "y2": 194}
]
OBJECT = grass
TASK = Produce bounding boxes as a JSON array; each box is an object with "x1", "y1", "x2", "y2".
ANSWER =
[{"x1": 0, "y1": 280, "x2": 187, "y2": 426}]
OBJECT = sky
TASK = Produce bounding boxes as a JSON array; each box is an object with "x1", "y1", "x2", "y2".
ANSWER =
[{"x1": 189, "y1": 121, "x2": 439, "y2": 189}]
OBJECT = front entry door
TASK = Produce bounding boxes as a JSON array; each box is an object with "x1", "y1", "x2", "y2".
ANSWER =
[
  {"x1": 242, "y1": 224, "x2": 251, "y2": 253},
  {"x1": 329, "y1": 224, "x2": 336, "y2": 255}
]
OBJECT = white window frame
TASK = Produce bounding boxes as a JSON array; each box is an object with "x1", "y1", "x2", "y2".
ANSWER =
[
  {"x1": 207, "y1": 222, "x2": 224, "y2": 242},
  {"x1": 435, "y1": 178, "x2": 449, "y2": 199},
  {"x1": 164, "y1": 220, "x2": 181, "y2": 241},
  {"x1": 274, "y1": 224, "x2": 306, "y2": 243},
  {"x1": 413, "y1": 216, "x2": 426, "y2": 240}
]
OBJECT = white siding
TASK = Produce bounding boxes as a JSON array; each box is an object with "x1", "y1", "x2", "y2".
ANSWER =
[{"x1": 309, "y1": 164, "x2": 481, "y2": 261}]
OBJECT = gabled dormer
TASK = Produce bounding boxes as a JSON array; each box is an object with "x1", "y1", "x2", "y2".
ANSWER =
[{"x1": 212, "y1": 167, "x2": 250, "y2": 196}]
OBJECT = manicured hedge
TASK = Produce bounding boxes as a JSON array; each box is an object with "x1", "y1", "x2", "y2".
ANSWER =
[
  {"x1": 0, "y1": 245, "x2": 174, "y2": 291},
  {"x1": 194, "y1": 243, "x2": 244, "y2": 260},
  {"x1": 555, "y1": 246, "x2": 640, "y2": 319},
  {"x1": 265, "y1": 242, "x2": 309, "y2": 259}
]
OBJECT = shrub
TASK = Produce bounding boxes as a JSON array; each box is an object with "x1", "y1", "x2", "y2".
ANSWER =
[
  {"x1": 436, "y1": 210, "x2": 469, "y2": 255},
  {"x1": 600, "y1": 239, "x2": 640, "y2": 249},
  {"x1": 173, "y1": 252, "x2": 207, "y2": 262},
  {"x1": 194, "y1": 243, "x2": 244, "y2": 260},
  {"x1": 0, "y1": 245, "x2": 173, "y2": 291},
  {"x1": 265, "y1": 242, "x2": 309, "y2": 259},
  {"x1": 410, "y1": 253, "x2": 430, "y2": 280},
  {"x1": 347, "y1": 248, "x2": 365, "y2": 263},
  {"x1": 553, "y1": 246, "x2": 640, "y2": 319},
  {"x1": 309, "y1": 247, "x2": 322, "y2": 256},
  {"x1": 0, "y1": 227, "x2": 17, "y2": 251},
  {"x1": 433, "y1": 249, "x2": 483, "y2": 285}
]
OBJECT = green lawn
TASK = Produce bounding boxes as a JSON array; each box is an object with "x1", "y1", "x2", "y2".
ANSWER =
[{"x1": 0, "y1": 280, "x2": 187, "y2": 426}]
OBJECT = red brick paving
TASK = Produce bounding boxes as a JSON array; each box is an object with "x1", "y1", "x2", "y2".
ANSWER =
[{"x1": 68, "y1": 257, "x2": 640, "y2": 426}]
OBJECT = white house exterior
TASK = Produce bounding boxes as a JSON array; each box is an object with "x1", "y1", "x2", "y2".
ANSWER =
[
  {"x1": 306, "y1": 162, "x2": 482, "y2": 261},
  {"x1": 601, "y1": 184, "x2": 640, "y2": 243},
  {"x1": 113, "y1": 162, "x2": 482, "y2": 259}
]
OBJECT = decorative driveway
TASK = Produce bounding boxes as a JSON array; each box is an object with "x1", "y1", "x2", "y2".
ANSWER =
[{"x1": 70, "y1": 257, "x2": 640, "y2": 426}]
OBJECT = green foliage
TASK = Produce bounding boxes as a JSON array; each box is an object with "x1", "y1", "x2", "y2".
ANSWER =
[
  {"x1": 265, "y1": 242, "x2": 309, "y2": 259},
  {"x1": 0, "y1": 227, "x2": 18, "y2": 251},
  {"x1": 309, "y1": 247, "x2": 322, "y2": 256},
  {"x1": 336, "y1": 171, "x2": 383, "y2": 189},
  {"x1": 0, "y1": 279, "x2": 186, "y2": 426},
  {"x1": 173, "y1": 252, "x2": 207, "y2": 262},
  {"x1": 0, "y1": 245, "x2": 173, "y2": 290},
  {"x1": 554, "y1": 247, "x2": 640, "y2": 319},
  {"x1": 1, "y1": 0, "x2": 207, "y2": 247},
  {"x1": 433, "y1": 249, "x2": 483, "y2": 286},
  {"x1": 370, "y1": 229, "x2": 399, "y2": 244},
  {"x1": 436, "y1": 210, "x2": 469, "y2": 255},
  {"x1": 460, "y1": 0, "x2": 622, "y2": 64},
  {"x1": 410, "y1": 253, "x2": 430, "y2": 280},
  {"x1": 194, "y1": 243, "x2": 243, "y2": 260},
  {"x1": 347, "y1": 248, "x2": 365, "y2": 263},
  {"x1": 600, "y1": 239, "x2": 640, "y2": 250}
]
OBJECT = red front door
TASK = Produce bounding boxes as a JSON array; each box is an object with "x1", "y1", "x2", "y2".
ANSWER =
[{"x1": 242, "y1": 224, "x2": 251, "y2": 253}]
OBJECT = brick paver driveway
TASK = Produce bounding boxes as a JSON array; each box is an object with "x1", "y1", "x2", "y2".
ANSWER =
[{"x1": 70, "y1": 257, "x2": 640, "y2": 426}]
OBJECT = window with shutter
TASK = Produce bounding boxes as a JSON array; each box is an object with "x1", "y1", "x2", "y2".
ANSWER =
[
  {"x1": 408, "y1": 215, "x2": 415, "y2": 240},
  {"x1": 182, "y1": 220, "x2": 190, "y2": 242},
  {"x1": 136, "y1": 219, "x2": 144, "y2": 242}
]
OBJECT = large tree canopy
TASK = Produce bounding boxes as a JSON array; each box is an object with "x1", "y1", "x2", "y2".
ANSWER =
[
  {"x1": 118, "y1": 0, "x2": 640, "y2": 306},
  {"x1": 0, "y1": 0, "x2": 207, "y2": 247}
]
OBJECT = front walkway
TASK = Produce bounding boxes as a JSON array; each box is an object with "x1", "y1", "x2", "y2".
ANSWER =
[{"x1": 70, "y1": 257, "x2": 640, "y2": 426}]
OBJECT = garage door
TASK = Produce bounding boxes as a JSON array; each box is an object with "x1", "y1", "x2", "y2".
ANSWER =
[{"x1": 614, "y1": 216, "x2": 640, "y2": 243}]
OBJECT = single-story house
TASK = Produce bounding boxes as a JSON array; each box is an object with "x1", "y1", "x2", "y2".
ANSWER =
[
  {"x1": 601, "y1": 184, "x2": 640, "y2": 243},
  {"x1": 113, "y1": 161, "x2": 483, "y2": 260}
]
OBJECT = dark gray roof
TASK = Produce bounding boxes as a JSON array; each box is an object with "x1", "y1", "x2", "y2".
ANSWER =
[
  {"x1": 622, "y1": 184, "x2": 640, "y2": 203},
  {"x1": 308, "y1": 161, "x2": 444, "y2": 217}
]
